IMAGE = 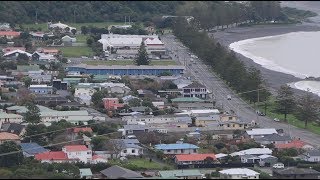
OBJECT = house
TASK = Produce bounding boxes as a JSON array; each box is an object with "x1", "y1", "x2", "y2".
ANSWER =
[
  {"x1": 273, "y1": 167, "x2": 320, "y2": 179},
  {"x1": 157, "y1": 169, "x2": 203, "y2": 179},
  {"x1": 20, "y1": 143, "x2": 49, "y2": 157},
  {"x1": 32, "y1": 52, "x2": 57, "y2": 62},
  {"x1": 254, "y1": 133, "x2": 292, "y2": 145},
  {"x1": 29, "y1": 74, "x2": 52, "y2": 84},
  {"x1": 3, "y1": 49, "x2": 32, "y2": 59},
  {"x1": 37, "y1": 48, "x2": 60, "y2": 55},
  {"x1": 275, "y1": 139, "x2": 314, "y2": 150},
  {"x1": 103, "y1": 98, "x2": 124, "y2": 111},
  {"x1": 0, "y1": 113, "x2": 23, "y2": 124},
  {"x1": 108, "y1": 139, "x2": 143, "y2": 157},
  {"x1": 79, "y1": 168, "x2": 93, "y2": 179},
  {"x1": 258, "y1": 154, "x2": 278, "y2": 166},
  {"x1": 62, "y1": 145, "x2": 92, "y2": 163},
  {"x1": 66, "y1": 64, "x2": 185, "y2": 76},
  {"x1": 35, "y1": 151, "x2": 70, "y2": 163},
  {"x1": 2, "y1": 47, "x2": 25, "y2": 53},
  {"x1": 172, "y1": 78, "x2": 193, "y2": 89},
  {"x1": 301, "y1": 149, "x2": 320, "y2": 162},
  {"x1": 53, "y1": 79, "x2": 68, "y2": 90},
  {"x1": 0, "y1": 23, "x2": 11, "y2": 31},
  {"x1": 231, "y1": 148, "x2": 272, "y2": 157},
  {"x1": 0, "y1": 132, "x2": 20, "y2": 144},
  {"x1": 71, "y1": 127, "x2": 93, "y2": 140},
  {"x1": 100, "y1": 165, "x2": 144, "y2": 179},
  {"x1": 144, "y1": 37, "x2": 166, "y2": 56},
  {"x1": 155, "y1": 143, "x2": 199, "y2": 155},
  {"x1": 219, "y1": 168, "x2": 260, "y2": 179},
  {"x1": 48, "y1": 22, "x2": 76, "y2": 32},
  {"x1": 29, "y1": 85, "x2": 53, "y2": 94},
  {"x1": 152, "y1": 101, "x2": 165, "y2": 109},
  {"x1": 61, "y1": 35, "x2": 76, "y2": 43},
  {"x1": 175, "y1": 153, "x2": 216, "y2": 165},
  {"x1": 218, "y1": 121, "x2": 248, "y2": 130},
  {"x1": 0, "y1": 31, "x2": 20, "y2": 39},
  {"x1": 120, "y1": 124, "x2": 149, "y2": 136},
  {"x1": 124, "y1": 115, "x2": 178, "y2": 125},
  {"x1": 240, "y1": 154, "x2": 261, "y2": 164},
  {"x1": 195, "y1": 115, "x2": 220, "y2": 127},
  {"x1": 245, "y1": 128, "x2": 278, "y2": 139},
  {"x1": 0, "y1": 123, "x2": 25, "y2": 136},
  {"x1": 182, "y1": 81, "x2": 207, "y2": 99},
  {"x1": 137, "y1": 89, "x2": 154, "y2": 98}
]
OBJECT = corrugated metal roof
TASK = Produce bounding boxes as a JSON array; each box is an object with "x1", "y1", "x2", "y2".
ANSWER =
[
  {"x1": 219, "y1": 168, "x2": 260, "y2": 176},
  {"x1": 155, "y1": 143, "x2": 199, "y2": 150}
]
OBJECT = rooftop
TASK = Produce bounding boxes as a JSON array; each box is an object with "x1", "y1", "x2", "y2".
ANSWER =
[
  {"x1": 158, "y1": 169, "x2": 202, "y2": 178},
  {"x1": 231, "y1": 148, "x2": 272, "y2": 156},
  {"x1": 305, "y1": 149, "x2": 320, "y2": 157},
  {"x1": 100, "y1": 165, "x2": 144, "y2": 179},
  {"x1": 0, "y1": 132, "x2": 20, "y2": 140},
  {"x1": 35, "y1": 151, "x2": 67, "y2": 160},
  {"x1": 73, "y1": 127, "x2": 93, "y2": 133},
  {"x1": 219, "y1": 168, "x2": 260, "y2": 176},
  {"x1": 254, "y1": 133, "x2": 292, "y2": 142},
  {"x1": 171, "y1": 97, "x2": 205, "y2": 103},
  {"x1": 183, "y1": 81, "x2": 206, "y2": 89},
  {"x1": 79, "y1": 168, "x2": 93, "y2": 177},
  {"x1": 63, "y1": 145, "x2": 89, "y2": 152},
  {"x1": 246, "y1": 128, "x2": 278, "y2": 136},
  {"x1": 20, "y1": 143, "x2": 49, "y2": 155},
  {"x1": 175, "y1": 153, "x2": 216, "y2": 162},
  {"x1": 275, "y1": 140, "x2": 307, "y2": 149},
  {"x1": 273, "y1": 167, "x2": 320, "y2": 175},
  {"x1": 155, "y1": 143, "x2": 199, "y2": 150}
]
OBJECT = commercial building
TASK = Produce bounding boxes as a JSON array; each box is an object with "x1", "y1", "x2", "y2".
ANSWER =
[{"x1": 66, "y1": 64, "x2": 185, "y2": 76}]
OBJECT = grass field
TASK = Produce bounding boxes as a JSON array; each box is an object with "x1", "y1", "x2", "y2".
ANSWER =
[
  {"x1": 83, "y1": 60, "x2": 177, "y2": 66},
  {"x1": 76, "y1": 34, "x2": 90, "y2": 43},
  {"x1": 22, "y1": 22, "x2": 125, "y2": 31},
  {"x1": 257, "y1": 99, "x2": 320, "y2": 135},
  {"x1": 56, "y1": 46, "x2": 93, "y2": 57},
  {"x1": 109, "y1": 158, "x2": 173, "y2": 170}
]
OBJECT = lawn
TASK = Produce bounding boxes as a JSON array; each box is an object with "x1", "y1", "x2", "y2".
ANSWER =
[
  {"x1": 56, "y1": 46, "x2": 93, "y2": 57},
  {"x1": 83, "y1": 60, "x2": 177, "y2": 66},
  {"x1": 76, "y1": 34, "x2": 90, "y2": 43},
  {"x1": 109, "y1": 158, "x2": 173, "y2": 170},
  {"x1": 257, "y1": 99, "x2": 320, "y2": 135},
  {"x1": 21, "y1": 21, "x2": 126, "y2": 31}
]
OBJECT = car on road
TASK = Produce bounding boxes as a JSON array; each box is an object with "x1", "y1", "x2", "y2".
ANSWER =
[
  {"x1": 81, "y1": 56, "x2": 88, "y2": 59},
  {"x1": 274, "y1": 118, "x2": 280, "y2": 122},
  {"x1": 273, "y1": 163, "x2": 285, "y2": 169},
  {"x1": 256, "y1": 111, "x2": 266, "y2": 116},
  {"x1": 227, "y1": 95, "x2": 231, "y2": 100}
]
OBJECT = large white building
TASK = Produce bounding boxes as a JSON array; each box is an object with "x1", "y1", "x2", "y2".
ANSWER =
[
  {"x1": 98, "y1": 34, "x2": 166, "y2": 56},
  {"x1": 219, "y1": 168, "x2": 260, "y2": 179},
  {"x1": 123, "y1": 115, "x2": 178, "y2": 125}
]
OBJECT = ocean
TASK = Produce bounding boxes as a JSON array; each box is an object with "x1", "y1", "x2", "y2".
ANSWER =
[{"x1": 229, "y1": 31, "x2": 320, "y2": 96}]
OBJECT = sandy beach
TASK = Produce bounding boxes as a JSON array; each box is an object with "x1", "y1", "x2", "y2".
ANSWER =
[{"x1": 211, "y1": 24, "x2": 320, "y2": 95}]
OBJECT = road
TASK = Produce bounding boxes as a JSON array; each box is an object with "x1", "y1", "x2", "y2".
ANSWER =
[{"x1": 161, "y1": 34, "x2": 320, "y2": 147}]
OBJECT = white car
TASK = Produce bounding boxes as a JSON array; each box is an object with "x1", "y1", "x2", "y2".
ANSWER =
[
  {"x1": 273, "y1": 163, "x2": 284, "y2": 169},
  {"x1": 227, "y1": 95, "x2": 231, "y2": 100},
  {"x1": 274, "y1": 118, "x2": 280, "y2": 122}
]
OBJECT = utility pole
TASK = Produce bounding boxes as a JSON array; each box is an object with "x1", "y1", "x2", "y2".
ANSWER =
[
  {"x1": 73, "y1": 9, "x2": 76, "y2": 23},
  {"x1": 257, "y1": 89, "x2": 260, "y2": 126},
  {"x1": 129, "y1": 16, "x2": 131, "y2": 25},
  {"x1": 35, "y1": 11, "x2": 38, "y2": 24},
  {"x1": 125, "y1": 16, "x2": 127, "y2": 25}
]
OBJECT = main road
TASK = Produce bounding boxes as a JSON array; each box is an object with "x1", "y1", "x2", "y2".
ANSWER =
[{"x1": 161, "y1": 34, "x2": 320, "y2": 147}]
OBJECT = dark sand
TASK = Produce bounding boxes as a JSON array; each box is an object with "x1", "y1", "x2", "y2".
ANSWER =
[{"x1": 210, "y1": 24, "x2": 320, "y2": 95}]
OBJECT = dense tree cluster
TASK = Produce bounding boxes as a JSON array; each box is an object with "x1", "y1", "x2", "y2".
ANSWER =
[{"x1": 172, "y1": 19, "x2": 270, "y2": 103}]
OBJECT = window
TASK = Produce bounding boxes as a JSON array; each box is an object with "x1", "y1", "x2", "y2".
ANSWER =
[
  {"x1": 124, "y1": 150, "x2": 127, "y2": 153},
  {"x1": 229, "y1": 117, "x2": 233, "y2": 120},
  {"x1": 132, "y1": 149, "x2": 135, "y2": 153},
  {"x1": 167, "y1": 150, "x2": 171, "y2": 152},
  {"x1": 227, "y1": 124, "x2": 230, "y2": 127},
  {"x1": 181, "y1": 149, "x2": 184, "y2": 153},
  {"x1": 193, "y1": 149, "x2": 197, "y2": 153},
  {"x1": 87, "y1": 152, "x2": 91, "y2": 154}
]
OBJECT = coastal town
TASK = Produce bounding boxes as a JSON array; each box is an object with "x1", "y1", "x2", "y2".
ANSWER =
[{"x1": 0, "y1": 1, "x2": 320, "y2": 179}]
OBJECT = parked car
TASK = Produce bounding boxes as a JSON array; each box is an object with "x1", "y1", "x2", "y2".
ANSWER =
[
  {"x1": 256, "y1": 111, "x2": 266, "y2": 116},
  {"x1": 274, "y1": 118, "x2": 280, "y2": 122},
  {"x1": 273, "y1": 163, "x2": 284, "y2": 169},
  {"x1": 227, "y1": 95, "x2": 231, "y2": 100}
]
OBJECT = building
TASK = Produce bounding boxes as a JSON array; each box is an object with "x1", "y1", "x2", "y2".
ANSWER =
[
  {"x1": 52, "y1": 79, "x2": 68, "y2": 90},
  {"x1": 258, "y1": 155, "x2": 278, "y2": 166},
  {"x1": 32, "y1": 52, "x2": 57, "y2": 63},
  {"x1": 3, "y1": 49, "x2": 32, "y2": 59},
  {"x1": 124, "y1": 115, "x2": 178, "y2": 125},
  {"x1": 20, "y1": 143, "x2": 49, "y2": 157},
  {"x1": 175, "y1": 109, "x2": 220, "y2": 117},
  {"x1": 157, "y1": 169, "x2": 203, "y2": 179},
  {"x1": 100, "y1": 165, "x2": 144, "y2": 179},
  {"x1": 120, "y1": 124, "x2": 149, "y2": 136},
  {"x1": 275, "y1": 139, "x2": 314, "y2": 150},
  {"x1": 35, "y1": 151, "x2": 70, "y2": 163},
  {"x1": 103, "y1": 98, "x2": 124, "y2": 111},
  {"x1": 155, "y1": 143, "x2": 199, "y2": 155},
  {"x1": 62, "y1": 145, "x2": 92, "y2": 163},
  {"x1": 0, "y1": 113, "x2": 23, "y2": 124},
  {"x1": 0, "y1": 23, "x2": 11, "y2": 31},
  {"x1": 79, "y1": 168, "x2": 93, "y2": 179},
  {"x1": 245, "y1": 128, "x2": 278, "y2": 139},
  {"x1": 2, "y1": 47, "x2": 26, "y2": 53},
  {"x1": 175, "y1": 153, "x2": 216, "y2": 165},
  {"x1": 231, "y1": 148, "x2": 272, "y2": 157},
  {"x1": 0, "y1": 31, "x2": 20, "y2": 39},
  {"x1": 48, "y1": 22, "x2": 76, "y2": 32},
  {"x1": 0, "y1": 132, "x2": 20, "y2": 144},
  {"x1": 182, "y1": 81, "x2": 207, "y2": 99},
  {"x1": 0, "y1": 123, "x2": 25, "y2": 136},
  {"x1": 29, "y1": 85, "x2": 53, "y2": 94},
  {"x1": 301, "y1": 149, "x2": 320, "y2": 162},
  {"x1": 219, "y1": 121, "x2": 248, "y2": 130},
  {"x1": 273, "y1": 167, "x2": 320, "y2": 179},
  {"x1": 61, "y1": 35, "x2": 77, "y2": 43},
  {"x1": 108, "y1": 139, "x2": 143, "y2": 157},
  {"x1": 219, "y1": 168, "x2": 260, "y2": 179},
  {"x1": 66, "y1": 64, "x2": 185, "y2": 76},
  {"x1": 254, "y1": 133, "x2": 292, "y2": 145},
  {"x1": 195, "y1": 115, "x2": 220, "y2": 127},
  {"x1": 29, "y1": 74, "x2": 52, "y2": 84},
  {"x1": 36, "y1": 48, "x2": 60, "y2": 55}
]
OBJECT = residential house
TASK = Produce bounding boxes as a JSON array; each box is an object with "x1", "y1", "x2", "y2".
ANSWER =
[
  {"x1": 254, "y1": 133, "x2": 292, "y2": 145},
  {"x1": 0, "y1": 123, "x2": 25, "y2": 136},
  {"x1": 103, "y1": 98, "x2": 124, "y2": 111},
  {"x1": 2, "y1": 47, "x2": 25, "y2": 53},
  {"x1": 124, "y1": 115, "x2": 178, "y2": 125},
  {"x1": 61, "y1": 35, "x2": 76, "y2": 44},
  {"x1": 100, "y1": 165, "x2": 144, "y2": 179},
  {"x1": 62, "y1": 145, "x2": 92, "y2": 163},
  {"x1": 152, "y1": 101, "x2": 165, "y2": 109},
  {"x1": 195, "y1": 114, "x2": 220, "y2": 127},
  {"x1": 0, "y1": 31, "x2": 20, "y2": 39},
  {"x1": 3, "y1": 49, "x2": 32, "y2": 59},
  {"x1": 32, "y1": 52, "x2": 56, "y2": 63},
  {"x1": 0, "y1": 23, "x2": 11, "y2": 31},
  {"x1": 0, "y1": 113, "x2": 23, "y2": 124},
  {"x1": 172, "y1": 78, "x2": 192, "y2": 89},
  {"x1": 144, "y1": 37, "x2": 166, "y2": 56},
  {"x1": 35, "y1": 151, "x2": 71, "y2": 163},
  {"x1": 231, "y1": 148, "x2": 272, "y2": 157},
  {"x1": 157, "y1": 169, "x2": 203, "y2": 179},
  {"x1": 37, "y1": 48, "x2": 60, "y2": 55},
  {"x1": 155, "y1": 143, "x2": 199, "y2": 155},
  {"x1": 301, "y1": 149, "x2": 320, "y2": 162},
  {"x1": 29, "y1": 85, "x2": 53, "y2": 94},
  {"x1": 119, "y1": 124, "x2": 149, "y2": 136},
  {"x1": 240, "y1": 154, "x2": 261, "y2": 164},
  {"x1": 175, "y1": 109, "x2": 220, "y2": 117},
  {"x1": 276, "y1": 139, "x2": 314, "y2": 150},
  {"x1": 71, "y1": 127, "x2": 93, "y2": 140},
  {"x1": 108, "y1": 139, "x2": 143, "y2": 157},
  {"x1": 0, "y1": 132, "x2": 20, "y2": 144},
  {"x1": 29, "y1": 74, "x2": 52, "y2": 84},
  {"x1": 220, "y1": 114, "x2": 238, "y2": 121},
  {"x1": 219, "y1": 168, "x2": 260, "y2": 179},
  {"x1": 53, "y1": 79, "x2": 68, "y2": 90},
  {"x1": 48, "y1": 22, "x2": 76, "y2": 32},
  {"x1": 20, "y1": 143, "x2": 49, "y2": 157},
  {"x1": 245, "y1": 128, "x2": 278, "y2": 139},
  {"x1": 273, "y1": 167, "x2": 320, "y2": 179},
  {"x1": 175, "y1": 153, "x2": 216, "y2": 165},
  {"x1": 182, "y1": 81, "x2": 207, "y2": 99},
  {"x1": 218, "y1": 121, "x2": 248, "y2": 130},
  {"x1": 258, "y1": 155, "x2": 278, "y2": 166},
  {"x1": 79, "y1": 168, "x2": 93, "y2": 179},
  {"x1": 137, "y1": 89, "x2": 154, "y2": 98}
]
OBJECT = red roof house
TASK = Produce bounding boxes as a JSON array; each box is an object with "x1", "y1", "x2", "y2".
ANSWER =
[
  {"x1": 0, "y1": 31, "x2": 20, "y2": 39},
  {"x1": 275, "y1": 140, "x2": 307, "y2": 149},
  {"x1": 73, "y1": 127, "x2": 93, "y2": 134},
  {"x1": 63, "y1": 145, "x2": 89, "y2": 152},
  {"x1": 175, "y1": 153, "x2": 216, "y2": 165},
  {"x1": 35, "y1": 151, "x2": 68, "y2": 162}
]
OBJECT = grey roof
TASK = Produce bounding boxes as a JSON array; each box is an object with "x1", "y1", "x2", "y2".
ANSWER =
[
  {"x1": 69, "y1": 64, "x2": 185, "y2": 70},
  {"x1": 183, "y1": 81, "x2": 206, "y2": 89},
  {"x1": 273, "y1": 167, "x2": 320, "y2": 175},
  {"x1": 306, "y1": 149, "x2": 320, "y2": 157},
  {"x1": 123, "y1": 124, "x2": 148, "y2": 131},
  {"x1": 1, "y1": 123, "x2": 25, "y2": 135},
  {"x1": 130, "y1": 106, "x2": 150, "y2": 112},
  {"x1": 254, "y1": 133, "x2": 292, "y2": 142},
  {"x1": 20, "y1": 143, "x2": 49, "y2": 155},
  {"x1": 241, "y1": 154, "x2": 259, "y2": 159},
  {"x1": 100, "y1": 165, "x2": 144, "y2": 179},
  {"x1": 110, "y1": 139, "x2": 142, "y2": 149}
]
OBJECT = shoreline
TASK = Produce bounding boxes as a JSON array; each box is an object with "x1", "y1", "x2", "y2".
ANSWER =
[{"x1": 211, "y1": 23, "x2": 320, "y2": 95}]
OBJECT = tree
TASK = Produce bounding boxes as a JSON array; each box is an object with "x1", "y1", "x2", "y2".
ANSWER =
[
  {"x1": 81, "y1": 26, "x2": 89, "y2": 35},
  {"x1": 134, "y1": 41, "x2": 150, "y2": 65},
  {"x1": 16, "y1": 53, "x2": 29, "y2": 65},
  {"x1": 0, "y1": 141, "x2": 23, "y2": 167},
  {"x1": 275, "y1": 85, "x2": 296, "y2": 121},
  {"x1": 205, "y1": 133, "x2": 213, "y2": 144},
  {"x1": 22, "y1": 76, "x2": 32, "y2": 87},
  {"x1": 91, "y1": 136, "x2": 108, "y2": 151},
  {"x1": 128, "y1": 98, "x2": 142, "y2": 107},
  {"x1": 25, "y1": 103, "x2": 41, "y2": 124},
  {"x1": 15, "y1": 88, "x2": 35, "y2": 105},
  {"x1": 91, "y1": 89, "x2": 108, "y2": 108},
  {"x1": 296, "y1": 91, "x2": 320, "y2": 128}
]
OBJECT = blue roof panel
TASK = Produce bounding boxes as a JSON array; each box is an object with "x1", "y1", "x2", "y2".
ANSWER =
[
  {"x1": 155, "y1": 143, "x2": 199, "y2": 150},
  {"x1": 20, "y1": 143, "x2": 49, "y2": 155}
]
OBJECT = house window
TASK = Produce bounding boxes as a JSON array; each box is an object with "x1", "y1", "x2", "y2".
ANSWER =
[
  {"x1": 181, "y1": 149, "x2": 184, "y2": 153},
  {"x1": 124, "y1": 150, "x2": 127, "y2": 153},
  {"x1": 87, "y1": 152, "x2": 91, "y2": 155},
  {"x1": 229, "y1": 117, "x2": 233, "y2": 120},
  {"x1": 167, "y1": 150, "x2": 171, "y2": 152},
  {"x1": 132, "y1": 149, "x2": 135, "y2": 153},
  {"x1": 193, "y1": 149, "x2": 197, "y2": 153},
  {"x1": 227, "y1": 124, "x2": 230, "y2": 127}
]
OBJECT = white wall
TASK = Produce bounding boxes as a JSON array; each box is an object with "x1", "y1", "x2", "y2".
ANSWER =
[
  {"x1": 63, "y1": 149, "x2": 92, "y2": 163},
  {"x1": 120, "y1": 148, "x2": 142, "y2": 157},
  {"x1": 161, "y1": 148, "x2": 198, "y2": 155},
  {"x1": 126, "y1": 116, "x2": 178, "y2": 125}
]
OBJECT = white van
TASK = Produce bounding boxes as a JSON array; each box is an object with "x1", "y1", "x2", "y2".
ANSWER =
[{"x1": 273, "y1": 163, "x2": 284, "y2": 169}]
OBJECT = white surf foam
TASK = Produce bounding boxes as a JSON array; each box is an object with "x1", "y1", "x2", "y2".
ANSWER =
[{"x1": 288, "y1": 80, "x2": 320, "y2": 97}]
